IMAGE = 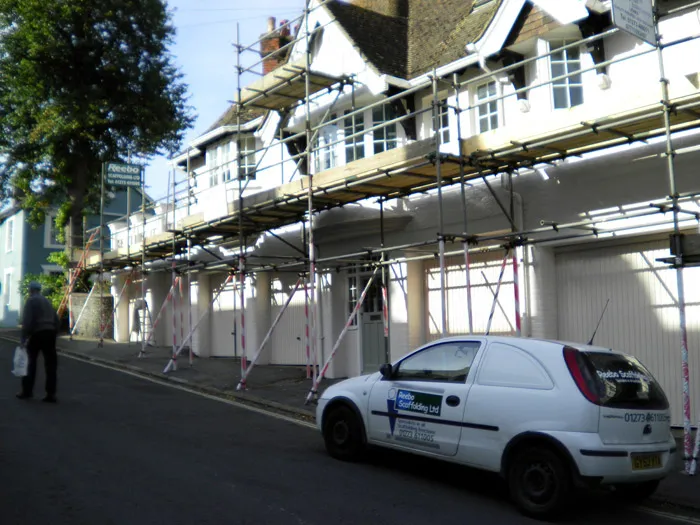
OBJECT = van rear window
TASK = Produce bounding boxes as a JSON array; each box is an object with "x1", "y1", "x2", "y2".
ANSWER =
[{"x1": 584, "y1": 352, "x2": 668, "y2": 410}]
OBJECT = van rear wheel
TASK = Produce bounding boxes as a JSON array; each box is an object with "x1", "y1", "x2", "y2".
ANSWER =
[
  {"x1": 508, "y1": 447, "x2": 572, "y2": 519},
  {"x1": 614, "y1": 480, "x2": 660, "y2": 501}
]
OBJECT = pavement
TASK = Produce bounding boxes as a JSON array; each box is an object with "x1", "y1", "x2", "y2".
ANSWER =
[
  {"x1": 3, "y1": 329, "x2": 700, "y2": 520},
  {"x1": 1, "y1": 337, "x2": 699, "y2": 525}
]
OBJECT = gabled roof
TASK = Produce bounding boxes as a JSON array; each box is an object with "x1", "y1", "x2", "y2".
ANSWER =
[
  {"x1": 323, "y1": 0, "x2": 503, "y2": 80},
  {"x1": 205, "y1": 105, "x2": 267, "y2": 134}
]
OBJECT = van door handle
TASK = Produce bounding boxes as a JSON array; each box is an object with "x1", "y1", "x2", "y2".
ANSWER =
[{"x1": 446, "y1": 395, "x2": 460, "y2": 407}]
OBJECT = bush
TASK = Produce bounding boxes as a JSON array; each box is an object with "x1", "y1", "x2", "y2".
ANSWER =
[{"x1": 20, "y1": 272, "x2": 66, "y2": 313}]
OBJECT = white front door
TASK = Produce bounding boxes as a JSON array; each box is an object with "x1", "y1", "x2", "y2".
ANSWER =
[{"x1": 367, "y1": 340, "x2": 482, "y2": 457}]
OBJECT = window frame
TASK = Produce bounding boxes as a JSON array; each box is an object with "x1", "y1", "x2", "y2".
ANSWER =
[
  {"x1": 5, "y1": 217, "x2": 14, "y2": 253},
  {"x1": 44, "y1": 213, "x2": 64, "y2": 249},
  {"x1": 392, "y1": 340, "x2": 483, "y2": 384},
  {"x1": 372, "y1": 104, "x2": 399, "y2": 154},
  {"x1": 238, "y1": 135, "x2": 258, "y2": 180},
  {"x1": 343, "y1": 109, "x2": 365, "y2": 163},
  {"x1": 474, "y1": 81, "x2": 501, "y2": 133},
  {"x1": 3, "y1": 270, "x2": 12, "y2": 306},
  {"x1": 549, "y1": 39, "x2": 584, "y2": 110},
  {"x1": 436, "y1": 98, "x2": 451, "y2": 144},
  {"x1": 314, "y1": 119, "x2": 339, "y2": 173}
]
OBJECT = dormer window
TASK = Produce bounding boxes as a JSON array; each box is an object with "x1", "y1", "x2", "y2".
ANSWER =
[
  {"x1": 550, "y1": 40, "x2": 583, "y2": 109},
  {"x1": 238, "y1": 135, "x2": 258, "y2": 179}
]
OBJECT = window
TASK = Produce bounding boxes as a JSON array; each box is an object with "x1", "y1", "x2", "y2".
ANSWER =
[
  {"x1": 238, "y1": 136, "x2": 257, "y2": 179},
  {"x1": 476, "y1": 82, "x2": 499, "y2": 133},
  {"x1": 5, "y1": 218, "x2": 14, "y2": 252},
  {"x1": 222, "y1": 142, "x2": 232, "y2": 182},
  {"x1": 477, "y1": 342, "x2": 553, "y2": 389},
  {"x1": 347, "y1": 262, "x2": 381, "y2": 326},
  {"x1": 344, "y1": 110, "x2": 365, "y2": 162},
  {"x1": 395, "y1": 342, "x2": 481, "y2": 383},
  {"x1": 436, "y1": 99, "x2": 450, "y2": 144},
  {"x1": 314, "y1": 121, "x2": 338, "y2": 173},
  {"x1": 44, "y1": 214, "x2": 63, "y2": 248},
  {"x1": 372, "y1": 104, "x2": 398, "y2": 154},
  {"x1": 550, "y1": 40, "x2": 583, "y2": 109},
  {"x1": 4, "y1": 271, "x2": 12, "y2": 306},
  {"x1": 209, "y1": 147, "x2": 219, "y2": 187}
]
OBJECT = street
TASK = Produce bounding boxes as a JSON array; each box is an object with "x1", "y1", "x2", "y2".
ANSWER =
[{"x1": 0, "y1": 337, "x2": 694, "y2": 525}]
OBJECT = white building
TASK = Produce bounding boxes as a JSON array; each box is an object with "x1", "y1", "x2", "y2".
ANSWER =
[{"x1": 97, "y1": 0, "x2": 700, "y2": 426}]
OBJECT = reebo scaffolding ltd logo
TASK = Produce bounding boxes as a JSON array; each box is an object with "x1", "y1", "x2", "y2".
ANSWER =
[
  {"x1": 105, "y1": 161, "x2": 142, "y2": 187},
  {"x1": 392, "y1": 389, "x2": 442, "y2": 417}
]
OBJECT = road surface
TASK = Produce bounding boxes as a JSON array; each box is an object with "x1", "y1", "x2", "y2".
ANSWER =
[{"x1": 0, "y1": 338, "x2": 694, "y2": 525}]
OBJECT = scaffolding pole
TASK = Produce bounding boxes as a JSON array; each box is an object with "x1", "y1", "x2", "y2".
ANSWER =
[
  {"x1": 236, "y1": 22, "x2": 249, "y2": 390},
  {"x1": 306, "y1": 266, "x2": 380, "y2": 404},
  {"x1": 485, "y1": 250, "x2": 510, "y2": 335},
  {"x1": 653, "y1": 1, "x2": 692, "y2": 474},
  {"x1": 140, "y1": 165, "x2": 147, "y2": 358},
  {"x1": 170, "y1": 167, "x2": 178, "y2": 371},
  {"x1": 71, "y1": 282, "x2": 97, "y2": 337},
  {"x1": 432, "y1": 71, "x2": 447, "y2": 337}
]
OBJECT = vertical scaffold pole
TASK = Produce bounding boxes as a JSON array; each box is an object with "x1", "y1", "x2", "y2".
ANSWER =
[
  {"x1": 304, "y1": 0, "x2": 320, "y2": 394},
  {"x1": 236, "y1": 22, "x2": 248, "y2": 389},
  {"x1": 432, "y1": 72, "x2": 447, "y2": 337},
  {"x1": 652, "y1": 1, "x2": 692, "y2": 473},
  {"x1": 170, "y1": 167, "x2": 178, "y2": 371},
  {"x1": 380, "y1": 200, "x2": 389, "y2": 362},
  {"x1": 140, "y1": 164, "x2": 147, "y2": 358},
  {"x1": 99, "y1": 162, "x2": 105, "y2": 347},
  {"x1": 454, "y1": 72, "x2": 473, "y2": 334}
]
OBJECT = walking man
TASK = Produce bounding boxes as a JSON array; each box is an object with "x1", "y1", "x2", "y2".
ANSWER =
[{"x1": 17, "y1": 281, "x2": 59, "y2": 403}]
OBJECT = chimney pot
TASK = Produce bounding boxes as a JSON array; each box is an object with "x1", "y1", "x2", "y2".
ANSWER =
[{"x1": 267, "y1": 16, "x2": 276, "y2": 33}]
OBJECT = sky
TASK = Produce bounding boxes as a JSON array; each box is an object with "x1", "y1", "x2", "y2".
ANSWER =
[{"x1": 145, "y1": 0, "x2": 306, "y2": 202}]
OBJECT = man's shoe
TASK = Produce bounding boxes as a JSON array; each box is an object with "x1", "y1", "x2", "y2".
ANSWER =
[
  {"x1": 16, "y1": 392, "x2": 32, "y2": 400},
  {"x1": 42, "y1": 396, "x2": 57, "y2": 403}
]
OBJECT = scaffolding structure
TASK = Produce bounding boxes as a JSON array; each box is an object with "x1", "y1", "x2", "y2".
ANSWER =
[{"x1": 70, "y1": 0, "x2": 700, "y2": 473}]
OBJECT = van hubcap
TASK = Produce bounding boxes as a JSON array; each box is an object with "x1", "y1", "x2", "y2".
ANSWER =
[
  {"x1": 522, "y1": 462, "x2": 555, "y2": 502},
  {"x1": 332, "y1": 420, "x2": 350, "y2": 445}
]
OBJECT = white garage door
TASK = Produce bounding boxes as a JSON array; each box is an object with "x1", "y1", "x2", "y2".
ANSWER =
[
  {"x1": 556, "y1": 239, "x2": 700, "y2": 427},
  {"x1": 426, "y1": 249, "x2": 518, "y2": 340},
  {"x1": 210, "y1": 275, "x2": 240, "y2": 357},
  {"x1": 270, "y1": 280, "x2": 308, "y2": 365}
]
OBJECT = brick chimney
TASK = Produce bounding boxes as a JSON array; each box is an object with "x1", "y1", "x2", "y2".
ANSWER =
[{"x1": 261, "y1": 17, "x2": 293, "y2": 75}]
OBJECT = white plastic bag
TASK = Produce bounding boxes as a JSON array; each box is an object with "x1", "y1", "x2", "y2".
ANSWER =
[{"x1": 12, "y1": 345, "x2": 28, "y2": 377}]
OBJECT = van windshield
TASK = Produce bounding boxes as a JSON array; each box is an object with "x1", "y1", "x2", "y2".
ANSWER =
[{"x1": 584, "y1": 352, "x2": 669, "y2": 410}]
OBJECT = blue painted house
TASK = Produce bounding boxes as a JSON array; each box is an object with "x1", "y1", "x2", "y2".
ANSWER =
[{"x1": 0, "y1": 188, "x2": 147, "y2": 327}]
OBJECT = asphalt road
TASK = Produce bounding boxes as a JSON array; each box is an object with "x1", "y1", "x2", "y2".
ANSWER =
[{"x1": 0, "y1": 338, "x2": 694, "y2": 525}]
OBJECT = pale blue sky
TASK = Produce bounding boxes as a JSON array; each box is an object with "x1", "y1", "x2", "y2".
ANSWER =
[{"x1": 146, "y1": 0, "x2": 306, "y2": 202}]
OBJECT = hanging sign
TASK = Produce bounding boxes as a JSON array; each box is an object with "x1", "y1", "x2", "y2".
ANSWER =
[
  {"x1": 105, "y1": 162, "x2": 142, "y2": 187},
  {"x1": 611, "y1": 0, "x2": 656, "y2": 47}
]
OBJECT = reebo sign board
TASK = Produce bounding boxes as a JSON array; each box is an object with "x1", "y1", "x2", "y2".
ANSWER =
[
  {"x1": 611, "y1": 0, "x2": 656, "y2": 47},
  {"x1": 105, "y1": 162, "x2": 142, "y2": 187}
]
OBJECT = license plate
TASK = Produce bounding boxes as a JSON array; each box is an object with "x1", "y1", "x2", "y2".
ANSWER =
[{"x1": 631, "y1": 453, "x2": 662, "y2": 471}]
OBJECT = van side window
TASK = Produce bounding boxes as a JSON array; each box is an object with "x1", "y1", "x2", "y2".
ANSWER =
[
  {"x1": 395, "y1": 342, "x2": 481, "y2": 383},
  {"x1": 477, "y1": 342, "x2": 554, "y2": 389}
]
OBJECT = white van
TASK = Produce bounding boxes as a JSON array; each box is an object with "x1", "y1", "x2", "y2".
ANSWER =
[{"x1": 316, "y1": 336, "x2": 675, "y2": 519}]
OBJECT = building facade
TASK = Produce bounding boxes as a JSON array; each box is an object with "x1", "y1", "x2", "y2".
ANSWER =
[{"x1": 98, "y1": 0, "x2": 700, "y2": 426}]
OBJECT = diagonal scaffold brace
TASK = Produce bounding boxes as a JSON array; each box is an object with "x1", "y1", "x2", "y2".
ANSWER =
[
  {"x1": 485, "y1": 248, "x2": 510, "y2": 335},
  {"x1": 305, "y1": 266, "x2": 379, "y2": 404},
  {"x1": 237, "y1": 276, "x2": 303, "y2": 391},
  {"x1": 163, "y1": 273, "x2": 236, "y2": 374}
]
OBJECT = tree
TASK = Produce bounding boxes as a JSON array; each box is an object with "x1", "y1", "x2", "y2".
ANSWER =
[{"x1": 0, "y1": 0, "x2": 194, "y2": 249}]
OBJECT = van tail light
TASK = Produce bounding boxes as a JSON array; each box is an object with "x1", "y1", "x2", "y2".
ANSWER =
[{"x1": 563, "y1": 346, "x2": 602, "y2": 405}]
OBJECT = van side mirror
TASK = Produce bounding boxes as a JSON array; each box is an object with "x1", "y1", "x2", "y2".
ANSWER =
[{"x1": 379, "y1": 363, "x2": 394, "y2": 380}]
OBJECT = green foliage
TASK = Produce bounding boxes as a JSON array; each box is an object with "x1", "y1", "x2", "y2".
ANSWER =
[
  {"x1": 0, "y1": 0, "x2": 195, "y2": 232},
  {"x1": 20, "y1": 272, "x2": 66, "y2": 313},
  {"x1": 47, "y1": 250, "x2": 70, "y2": 270}
]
